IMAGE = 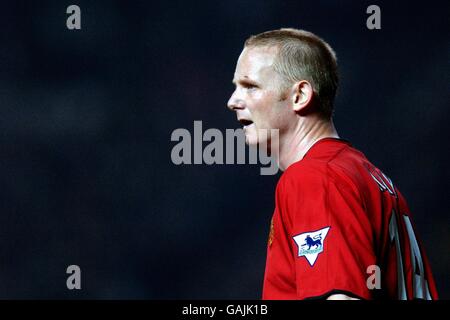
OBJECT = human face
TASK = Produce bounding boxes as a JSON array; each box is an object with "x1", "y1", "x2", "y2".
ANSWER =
[{"x1": 227, "y1": 46, "x2": 292, "y2": 146}]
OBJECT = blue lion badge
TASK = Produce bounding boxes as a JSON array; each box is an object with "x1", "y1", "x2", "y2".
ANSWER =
[
  {"x1": 303, "y1": 234, "x2": 323, "y2": 250},
  {"x1": 293, "y1": 227, "x2": 330, "y2": 266}
]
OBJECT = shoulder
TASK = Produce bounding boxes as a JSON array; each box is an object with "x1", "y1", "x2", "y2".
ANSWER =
[
  {"x1": 277, "y1": 158, "x2": 345, "y2": 193},
  {"x1": 275, "y1": 154, "x2": 367, "y2": 210}
]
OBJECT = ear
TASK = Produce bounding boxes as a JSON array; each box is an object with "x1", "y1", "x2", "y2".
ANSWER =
[{"x1": 291, "y1": 80, "x2": 313, "y2": 113}]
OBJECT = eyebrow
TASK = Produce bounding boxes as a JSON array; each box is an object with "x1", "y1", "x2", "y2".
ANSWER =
[{"x1": 232, "y1": 76, "x2": 259, "y2": 86}]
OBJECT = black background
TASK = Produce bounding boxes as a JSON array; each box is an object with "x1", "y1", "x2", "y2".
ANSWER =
[{"x1": 0, "y1": 0, "x2": 448, "y2": 299}]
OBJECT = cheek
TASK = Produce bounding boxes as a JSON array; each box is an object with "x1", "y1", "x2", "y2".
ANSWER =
[
  {"x1": 248, "y1": 94, "x2": 277, "y2": 121},
  {"x1": 259, "y1": 104, "x2": 291, "y2": 130}
]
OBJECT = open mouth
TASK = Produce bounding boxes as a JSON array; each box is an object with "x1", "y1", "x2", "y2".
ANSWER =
[{"x1": 239, "y1": 119, "x2": 254, "y2": 127}]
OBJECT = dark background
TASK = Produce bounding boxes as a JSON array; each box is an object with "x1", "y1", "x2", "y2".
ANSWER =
[{"x1": 0, "y1": 0, "x2": 448, "y2": 299}]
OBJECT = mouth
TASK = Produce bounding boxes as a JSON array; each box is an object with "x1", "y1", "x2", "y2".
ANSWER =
[{"x1": 238, "y1": 119, "x2": 254, "y2": 127}]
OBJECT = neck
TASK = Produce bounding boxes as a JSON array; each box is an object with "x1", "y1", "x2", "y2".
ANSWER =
[{"x1": 277, "y1": 116, "x2": 339, "y2": 171}]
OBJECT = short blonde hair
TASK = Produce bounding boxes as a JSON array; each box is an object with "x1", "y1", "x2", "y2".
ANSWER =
[{"x1": 245, "y1": 28, "x2": 339, "y2": 119}]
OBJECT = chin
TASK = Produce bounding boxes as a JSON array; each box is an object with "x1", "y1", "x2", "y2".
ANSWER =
[
  {"x1": 245, "y1": 134, "x2": 271, "y2": 149},
  {"x1": 245, "y1": 134, "x2": 259, "y2": 146}
]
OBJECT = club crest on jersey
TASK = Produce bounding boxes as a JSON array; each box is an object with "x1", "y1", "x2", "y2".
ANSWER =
[
  {"x1": 268, "y1": 217, "x2": 274, "y2": 247},
  {"x1": 293, "y1": 227, "x2": 330, "y2": 266}
]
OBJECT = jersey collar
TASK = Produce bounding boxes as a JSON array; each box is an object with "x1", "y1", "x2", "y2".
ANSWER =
[{"x1": 301, "y1": 137, "x2": 351, "y2": 160}]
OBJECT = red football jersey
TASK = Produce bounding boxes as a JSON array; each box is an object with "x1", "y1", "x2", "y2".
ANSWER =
[{"x1": 263, "y1": 138, "x2": 438, "y2": 300}]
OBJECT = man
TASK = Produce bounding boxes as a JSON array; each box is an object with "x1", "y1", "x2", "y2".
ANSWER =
[{"x1": 227, "y1": 28, "x2": 438, "y2": 300}]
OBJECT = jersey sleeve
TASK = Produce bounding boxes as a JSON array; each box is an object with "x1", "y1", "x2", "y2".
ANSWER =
[{"x1": 278, "y1": 165, "x2": 376, "y2": 300}]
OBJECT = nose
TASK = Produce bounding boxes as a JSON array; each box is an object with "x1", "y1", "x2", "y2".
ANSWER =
[{"x1": 227, "y1": 90, "x2": 245, "y2": 111}]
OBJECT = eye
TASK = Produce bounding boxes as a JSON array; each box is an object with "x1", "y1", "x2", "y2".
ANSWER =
[{"x1": 243, "y1": 82, "x2": 258, "y2": 90}]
